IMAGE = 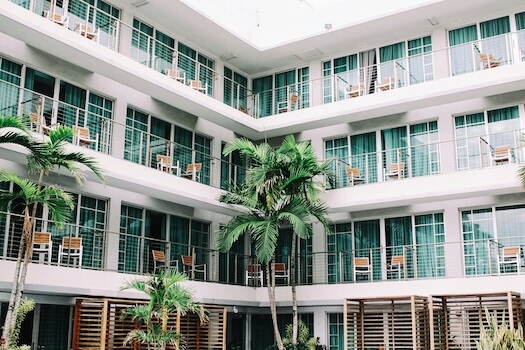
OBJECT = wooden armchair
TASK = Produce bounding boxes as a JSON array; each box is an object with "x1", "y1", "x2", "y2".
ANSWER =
[
  {"x1": 182, "y1": 163, "x2": 202, "y2": 181},
  {"x1": 479, "y1": 53, "x2": 501, "y2": 69},
  {"x1": 58, "y1": 237, "x2": 83, "y2": 267},
  {"x1": 346, "y1": 167, "x2": 365, "y2": 186},
  {"x1": 498, "y1": 246, "x2": 521, "y2": 274},
  {"x1": 188, "y1": 80, "x2": 207, "y2": 94},
  {"x1": 30, "y1": 113, "x2": 58, "y2": 134},
  {"x1": 75, "y1": 23, "x2": 100, "y2": 42},
  {"x1": 165, "y1": 69, "x2": 186, "y2": 84},
  {"x1": 277, "y1": 88, "x2": 300, "y2": 113},
  {"x1": 384, "y1": 162, "x2": 405, "y2": 180},
  {"x1": 156, "y1": 155, "x2": 180, "y2": 175},
  {"x1": 387, "y1": 255, "x2": 406, "y2": 279},
  {"x1": 246, "y1": 263, "x2": 263, "y2": 286},
  {"x1": 181, "y1": 253, "x2": 207, "y2": 280},
  {"x1": 152, "y1": 249, "x2": 179, "y2": 273},
  {"x1": 346, "y1": 83, "x2": 364, "y2": 98},
  {"x1": 353, "y1": 257, "x2": 372, "y2": 281},
  {"x1": 32, "y1": 232, "x2": 52, "y2": 264},
  {"x1": 73, "y1": 126, "x2": 98, "y2": 149},
  {"x1": 44, "y1": 10, "x2": 68, "y2": 26},
  {"x1": 273, "y1": 262, "x2": 289, "y2": 285},
  {"x1": 376, "y1": 77, "x2": 394, "y2": 92},
  {"x1": 491, "y1": 145, "x2": 512, "y2": 165}
]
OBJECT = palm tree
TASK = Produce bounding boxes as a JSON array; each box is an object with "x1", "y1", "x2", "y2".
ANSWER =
[
  {"x1": 217, "y1": 135, "x2": 333, "y2": 349},
  {"x1": 0, "y1": 117, "x2": 105, "y2": 348},
  {"x1": 121, "y1": 269, "x2": 207, "y2": 350},
  {"x1": 0, "y1": 172, "x2": 74, "y2": 348},
  {"x1": 0, "y1": 116, "x2": 48, "y2": 169}
]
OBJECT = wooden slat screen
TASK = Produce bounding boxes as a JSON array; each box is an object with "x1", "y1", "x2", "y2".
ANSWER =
[
  {"x1": 430, "y1": 291, "x2": 522, "y2": 350},
  {"x1": 344, "y1": 296, "x2": 430, "y2": 350},
  {"x1": 72, "y1": 298, "x2": 226, "y2": 350}
]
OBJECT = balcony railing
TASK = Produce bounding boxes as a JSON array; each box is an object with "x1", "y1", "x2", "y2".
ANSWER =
[
  {"x1": 1, "y1": 76, "x2": 522, "y2": 191},
  {"x1": 327, "y1": 128, "x2": 524, "y2": 189},
  {"x1": 9, "y1": 0, "x2": 525, "y2": 119},
  {"x1": 0, "y1": 78, "x2": 247, "y2": 188},
  {"x1": 1, "y1": 211, "x2": 523, "y2": 286}
]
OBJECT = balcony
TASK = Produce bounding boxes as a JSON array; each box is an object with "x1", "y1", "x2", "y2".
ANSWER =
[
  {"x1": 3, "y1": 0, "x2": 525, "y2": 128},
  {"x1": 1, "y1": 212, "x2": 523, "y2": 288}
]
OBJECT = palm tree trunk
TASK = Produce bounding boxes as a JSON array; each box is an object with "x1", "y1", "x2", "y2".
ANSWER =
[
  {"x1": 266, "y1": 260, "x2": 284, "y2": 350},
  {"x1": 7, "y1": 211, "x2": 33, "y2": 342},
  {"x1": 0, "y1": 224, "x2": 25, "y2": 348},
  {"x1": 3, "y1": 178, "x2": 41, "y2": 349},
  {"x1": 290, "y1": 233, "x2": 298, "y2": 344}
]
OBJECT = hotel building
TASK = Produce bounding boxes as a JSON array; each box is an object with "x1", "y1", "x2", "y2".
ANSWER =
[{"x1": 1, "y1": 0, "x2": 525, "y2": 348}]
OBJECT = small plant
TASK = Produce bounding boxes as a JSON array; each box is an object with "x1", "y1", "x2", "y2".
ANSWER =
[
  {"x1": 7, "y1": 297, "x2": 34, "y2": 350},
  {"x1": 121, "y1": 269, "x2": 207, "y2": 350},
  {"x1": 267, "y1": 320, "x2": 325, "y2": 350},
  {"x1": 476, "y1": 309, "x2": 525, "y2": 350}
]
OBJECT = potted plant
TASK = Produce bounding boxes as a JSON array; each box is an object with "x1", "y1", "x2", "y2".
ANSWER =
[
  {"x1": 476, "y1": 308, "x2": 525, "y2": 350},
  {"x1": 121, "y1": 269, "x2": 207, "y2": 350}
]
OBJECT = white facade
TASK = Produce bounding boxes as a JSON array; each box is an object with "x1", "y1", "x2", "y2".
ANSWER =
[{"x1": 1, "y1": 0, "x2": 525, "y2": 348}]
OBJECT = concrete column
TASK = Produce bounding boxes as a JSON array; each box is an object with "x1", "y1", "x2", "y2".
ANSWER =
[{"x1": 104, "y1": 196, "x2": 122, "y2": 271}]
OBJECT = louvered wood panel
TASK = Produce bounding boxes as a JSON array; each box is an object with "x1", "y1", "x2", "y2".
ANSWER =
[
  {"x1": 344, "y1": 296, "x2": 430, "y2": 350},
  {"x1": 430, "y1": 291, "x2": 522, "y2": 350},
  {"x1": 73, "y1": 298, "x2": 226, "y2": 350}
]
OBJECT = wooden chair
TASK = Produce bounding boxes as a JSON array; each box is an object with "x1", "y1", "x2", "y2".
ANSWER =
[
  {"x1": 164, "y1": 69, "x2": 186, "y2": 84},
  {"x1": 277, "y1": 88, "x2": 300, "y2": 113},
  {"x1": 346, "y1": 83, "x2": 364, "y2": 98},
  {"x1": 188, "y1": 80, "x2": 207, "y2": 94},
  {"x1": 273, "y1": 262, "x2": 289, "y2": 285},
  {"x1": 30, "y1": 113, "x2": 58, "y2": 134},
  {"x1": 181, "y1": 252, "x2": 207, "y2": 280},
  {"x1": 32, "y1": 232, "x2": 52, "y2": 264},
  {"x1": 498, "y1": 246, "x2": 521, "y2": 274},
  {"x1": 245, "y1": 263, "x2": 263, "y2": 286},
  {"x1": 384, "y1": 162, "x2": 405, "y2": 180},
  {"x1": 44, "y1": 10, "x2": 68, "y2": 26},
  {"x1": 182, "y1": 163, "x2": 202, "y2": 181},
  {"x1": 346, "y1": 167, "x2": 365, "y2": 186},
  {"x1": 73, "y1": 126, "x2": 98, "y2": 149},
  {"x1": 156, "y1": 154, "x2": 180, "y2": 175},
  {"x1": 387, "y1": 255, "x2": 406, "y2": 279},
  {"x1": 152, "y1": 249, "x2": 178, "y2": 273},
  {"x1": 75, "y1": 23, "x2": 99, "y2": 42},
  {"x1": 491, "y1": 145, "x2": 512, "y2": 165},
  {"x1": 353, "y1": 257, "x2": 372, "y2": 281},
  {"x1": 58, "y1": 237, "x2": 83, "y2": 267},
  {"x1": 376, "y1": 77, "x2": 394, "y2": 92},
  {"x1": 479, "y1": 53, "x2": 501, "y2": 69}
]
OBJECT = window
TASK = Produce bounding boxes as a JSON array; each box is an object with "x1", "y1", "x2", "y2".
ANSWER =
[
  {"x1": 455, "y1": 106, "x2": 519, "y2": 170},
  {"x1": 178, "y1": 42, "x2": 215, "y2": 96},
  {"x1": 449, "y1": 16, "x2": 511, "y2": 75},
  {"x1": 68, "y1": 0, "x2": 120, "y2": 49},
  {"x1": 277, "y1": 228, "x2": 312, "y2": 284},
  {"x1": 462, "y1": 205, "x2": 525, "y2": 276},
  {"x1": 327, "y1": 223, "x2": 352, "y2": 283},
  {"x1": 253, "y1": 67, "x2": 309, "y2": 118},
  {"x1": 410, "y1": 121, "x2": 439, "y2": 177},
  {"x1": 0, "y1": 56, "x2": 22, "y2": 117},
  {"x1": 169, "y1": 215, "x2": 210, "y2": 268},
  {"x1": 124, "y1": 107, "x2": 212, "y2": 184},
  {"x1": 325, "y1": 137, "x2": 349, "y2": 188},
  {"x1": 223, "y1": 67, "x2": 248, "y2": 111},
  {"x1": 328, "y1": 313, "x2": 345, "y2": 350},
  {"x1": 354, "y1": 220, "x2": 381, "y2": 281},
  {"x1": 220, "y1": 143, "x2": 246, "y2": 189},
  {"x1": 46, "y1": 194, "x2": 107, "y2": 269},
  {"x1": 415, "y1": 213, "x2": 445, "y2": 278}
]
